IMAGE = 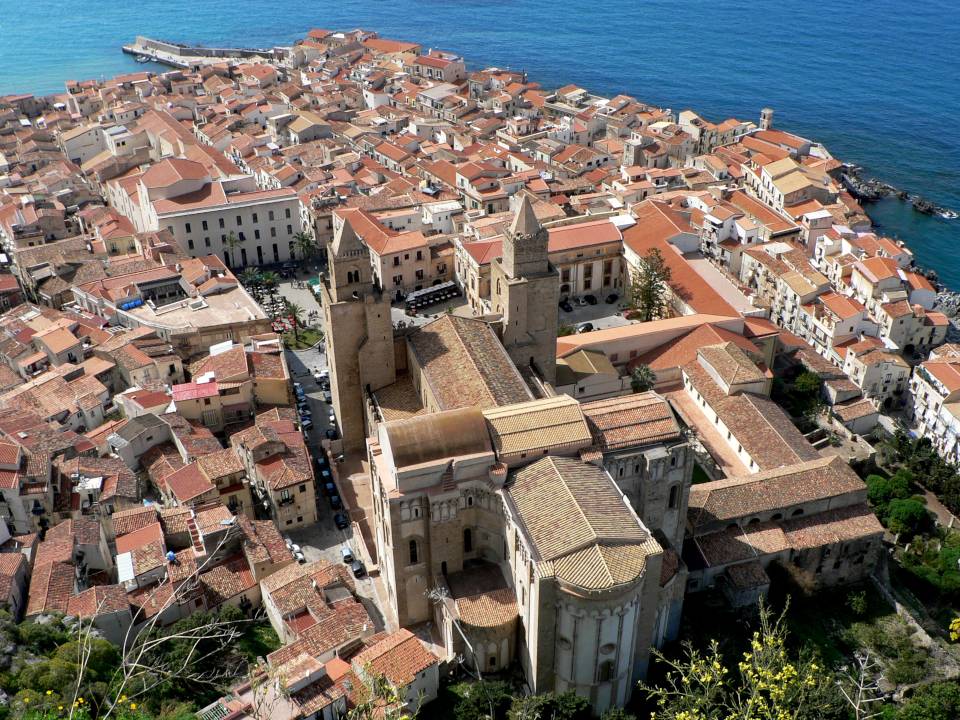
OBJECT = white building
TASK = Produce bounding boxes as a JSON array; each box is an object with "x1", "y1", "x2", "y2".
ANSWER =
[{"x1": 108, "y1": 157, "x2": 304, "y2": 267}]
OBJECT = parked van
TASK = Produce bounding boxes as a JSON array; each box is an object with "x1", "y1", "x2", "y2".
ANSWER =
[{"x1": 340, "y1": 546, "x2": 354, "y2": 564}]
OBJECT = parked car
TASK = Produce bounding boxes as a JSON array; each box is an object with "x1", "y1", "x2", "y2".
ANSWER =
[
  {"x1": 351, "y1": 560, "x2": 366, "y2": 578},
  {"x1": 312, "y1": 368, "x2": 328, "y2": 382},
  {"x1": 328, "y1": 411, "x2": 336, "y2": 424},
  {"x1": 605, "y1": 292, "x2": 619, "y2": 304},
  {"x1": 576, "y1": 322, "x2": 594, "y2": 334},
  {"x1": 584, "y1": 294, "x2": 597, "y2": 305},
  {"x1": 340, "y1": 546, "x2": 354, "y2": 564},
  {"x1": 294, "y1": 551, "x2": 306, "y2": 564},
  {"x1": 322, "y1": 390, "x2": 332, "y2": 403},
  {"x1": 558, "y1": 299, "x2": 573, "y2": 313},
  {"x1": 334, "y1": 513, "x2": 349, "y2": 530},
  {"x1": 325, "y1": 428, "x2": 340, "y2": 441},
  {"x1": 574, "y1": 297, "x2": 588, "y2": 306},
  {"x1": 323, "y1": 482, "x2": 336, "y2": 496},
  {"x1": 330, "y1": 495, "x2": 342, "y2": 510},
  {"x1": 301, "y1": 418, "x2": 313, "y2": 431}
]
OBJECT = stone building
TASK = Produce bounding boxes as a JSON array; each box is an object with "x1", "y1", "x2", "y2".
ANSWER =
[
  {"x1": 490, "y1": 196, "x2": 560, "y2": 384},
  {"x1": 367, "y1": 395, "x2": 688, "y2": 714},
  {"x1": 319, "y1": 216, "x2": 396, "y2": 451}
]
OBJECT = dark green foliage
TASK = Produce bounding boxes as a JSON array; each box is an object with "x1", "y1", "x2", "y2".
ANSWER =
[
  {"x1": 629, "y1": 364, "x2": 656, "y2": 393},
  {"x1": 886, "y1": 430, "x2": 960, "y2": 516},
  {"x1": 507, "y1": 691, "x2": 591, "y2": 720},
  {"x1": 599, "y1": 710, "x2": 636, "y2": 720},
  {"x1": 885, "y1": 498, "x2": 929, "y2": 537},
  {"x1": 628, "y1": 248, "x2": 671, "y2": 322},
  {"x1": 865, "y1": 472, "x2": 911, "y2": 511},
  {"x1": 453, "y1": 680, "x2": 514, "y2": 720},
  {"x1": 897, "y1": 680, "x2": 960, "y2": 720},
  {"x1": 899, "y1": 533, "x2": 960, "y2": 598}
]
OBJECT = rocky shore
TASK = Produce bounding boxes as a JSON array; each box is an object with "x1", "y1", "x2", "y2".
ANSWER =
[{"x1": 843, "y1": 165, "x2": 957, "y2": 219}]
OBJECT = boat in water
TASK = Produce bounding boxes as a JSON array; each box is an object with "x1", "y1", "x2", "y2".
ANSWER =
[
  {"x1": 135, "y1": 55, "x2": 150, "y2": 63},
  {"x1": 940, "y1": 209, "x2": 959, "y2": 220}
]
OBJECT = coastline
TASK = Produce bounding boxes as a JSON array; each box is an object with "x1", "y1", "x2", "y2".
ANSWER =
[{"x1": 1, "y1": 4, "x2": 957, "y2": 286}]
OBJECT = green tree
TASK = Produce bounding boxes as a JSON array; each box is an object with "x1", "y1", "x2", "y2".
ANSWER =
[
  {"x1": 599, "y1": 710, "x2": 636, "y2": 720},
  {"x1": 630, "y1": 364, "x2": 656, "y2": 393},
  {"x1": 629, "y1": 248, "x2": 672, "y2": 322},
  {"x1": 294, "y1": 231, "x2": 316, "y2": 263},
  {"x1": 454, "y1": 680, "x2": 513, "y2": 720},
  {"x1": 260, "y1": 271, "x2": 280, "y2": 301},
  {"x1": 508, "y1": 691, "x2": 591, "y2": 720},
  {"x1": 224, "y1": 231, "x2": 241, "y2": 268},
  {"x1": 793, "y1": 371, "x2": 822, "y2": 396},
  {"x1": 286, "y1": 301, "x2": 306, "y2": 343},
  {"x1": 239, "y1": 268, "x2": 262, "y2": 300},
  {"x1": 886, "y1": 498, "x2": 929, "y2": 537},
  {"x1": 898, "y1": 680, "x2": 960, "y2": 720},
  {"x1": 865, "y1": 473, "x2": 911, "y2": 515}
]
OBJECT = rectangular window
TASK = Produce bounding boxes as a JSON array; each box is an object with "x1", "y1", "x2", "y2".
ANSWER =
[
  {"x1": 285, "y1": 208, "x2": 291, "y2": 219},
  {"x1": 202, "y1": 220, "x2": 208, "y2": 231},
  {"x1": 286, "y1": 224, "x2": 293, "y2": 234},
  {"x1": 219, "y1": 218, "x2": 225, "y2": 229},
  {"x1": 254, "y1": 229, "x2": 260, "y2": 240},
  {"x1": 270, "y1": 227, "x2": 276, "y2": 238},
  {"x1": 236, "y1": 215, "x2": 242, "y2": 226},
  {"x1": 188, "y1": 239, "x2": 194, "y2": 250},
  {"x1": 268, "y1": 210, "x2": 275, "y2": 221},
  {"x1": 185, "y1": 222, "x2": 192, "y2": 234},
  {"x1": 204, "y1": 237, "x2": 211, "y2": 247},
  {"x1": 252, "y1": 212, "x2": 258, "y2": 223}
]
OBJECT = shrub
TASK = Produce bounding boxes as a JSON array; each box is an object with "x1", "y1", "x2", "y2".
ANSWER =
[
  {"x1": 898, "y1": 680, "x2": 960, "y2": 720},
  {"x1": 886, "y1": 499, "x2": 929, "y2": 537},
  {"x1": 846, "y1": 590, "x2": 868, "y2": 616},
  {"x1": 865, "y1": 473, "x2": 910, "y2": 516}
]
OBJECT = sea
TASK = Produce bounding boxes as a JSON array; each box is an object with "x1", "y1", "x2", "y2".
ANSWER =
[{"x1": 1, "y1": 0, "x2": 958, "y2": 285}]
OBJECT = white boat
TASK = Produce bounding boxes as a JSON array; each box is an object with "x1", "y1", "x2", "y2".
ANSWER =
[
  {"x1": 135, "y1": 55, "x2": 150, "y2": 63},
  {"x1": 939, "y1": 209, "x2": 958, "y2": 220}
]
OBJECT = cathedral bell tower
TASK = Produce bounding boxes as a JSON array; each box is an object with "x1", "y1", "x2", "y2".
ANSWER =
[
  {"x1": 490, "y1": 195, "x2": 559, "y2": 384},
  {"x1": 320, "y1": 215, "x2": 396, "y2": 451}
]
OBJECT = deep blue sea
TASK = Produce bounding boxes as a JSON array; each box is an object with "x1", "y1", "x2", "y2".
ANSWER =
[{"x1": 1, "y1": 1, "x2": 958, "y2": 285}]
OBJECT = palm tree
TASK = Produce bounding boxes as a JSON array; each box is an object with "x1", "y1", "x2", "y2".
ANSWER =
[
  {"x1": 630, "y1": 364, "x2": 656, "y2": 393},
  {"x1": 286, "y1": 301, "x2": 305, "y2": 343},
  {"x1": 225, "y1": 231, "x2": 241, "y2": 269},
  {"x1": 239, "y1": 268, "x2": 262, "y2": 300},
  {"x1": 293, "y1": 231, "x2": 316, "y2": 264},
  {"x1": 260, "y1": 271, "x2": 280, "y2": 301}
]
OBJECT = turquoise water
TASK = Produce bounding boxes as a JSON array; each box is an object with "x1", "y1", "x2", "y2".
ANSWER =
[{"x1": 1, "y1": 0, "x2": 958, "y2": 285}]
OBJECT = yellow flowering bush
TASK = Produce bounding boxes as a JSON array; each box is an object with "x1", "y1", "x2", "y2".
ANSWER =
[{"x1": 641, "y1": 602, "x2": 831, "y2": 720}]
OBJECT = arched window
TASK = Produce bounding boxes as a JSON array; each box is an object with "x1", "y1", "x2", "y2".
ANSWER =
[
  {"x1": 598, "y1": 660, "x2": 615, "y2": 682},
  {"x1": 668, "y1": 485, "x2": 680, "y2": 509},
  {"x1": 791, "y1": 508, "x2": 804, "y2": 517},
  {"x1": 464, "y1": 528, "x2": 473, "y2": 553},
  {"x1": 408, "y1": 539, "x2": 419, "y2": 565},
  {"x1": 467, "y1": 496, "x2": 473, "y2": 507}
]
